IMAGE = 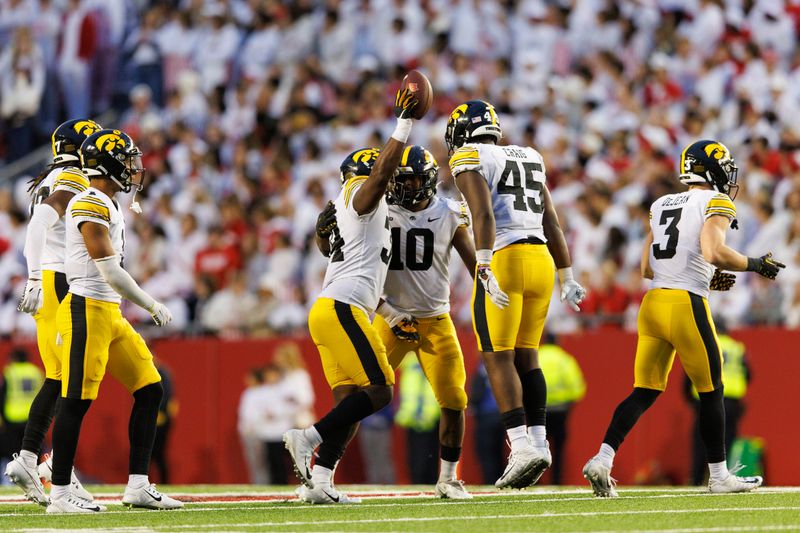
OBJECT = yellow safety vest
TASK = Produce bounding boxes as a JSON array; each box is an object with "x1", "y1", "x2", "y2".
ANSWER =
[
  {"x1": 690, "y1": 334, "x2": 747, "y2": 400},
  {"x1": 395, "y1": 355, "x2": 440, "y2": 432},
  {"x1": 3, "y1": 362, "x2": 44, "y2": 423},
  {"x1": 538, "y1": 344, "x2": 586, "y2": 407}
]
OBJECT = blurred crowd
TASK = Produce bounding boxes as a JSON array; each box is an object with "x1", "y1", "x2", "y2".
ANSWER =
[{"x1": 2, "y1": 0, "x2": 800, "y2": 338}]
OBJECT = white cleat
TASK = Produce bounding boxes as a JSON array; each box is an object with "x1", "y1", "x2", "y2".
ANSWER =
[
  {"x1": 5, "y1": 454, "x2": 49, "y2": 506},
  {"x1": 709, "y1": 473, "x2": 763, "y2": 494},
  {"x1": 583, "y1": 456, "x2": 619, "y2": 498},
  {"x1": 122, "y1": 484, "x2": 184, "y2": 510},
  {"x1": 495, "y1": 445, "x2": 540, "y2": 489},
  {"x1": 39, "y1": 454, "x2": 93, "y2": 502},
  {"x1": 296, "y1": 484, "x2": 361, "y2": 504},
  {"x1": 46, "y1": 493, "x2": 104, "y2": 514},
  {"x1": 509, "y1": 444, "x2": 552, "y2": 489},
  {"x1": 435, "y1": 479, "x2": 473, "y2": 499},
  {"x1": 283, "y1": 429, "x2": 315, "y2": 488}
]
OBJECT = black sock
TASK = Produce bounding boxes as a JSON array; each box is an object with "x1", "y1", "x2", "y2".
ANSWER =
[
  {"x1": 21, "y1": 379, "x2": 61, "y2": 456},
  {"x1": 603, "y1": 387, "x2": 660, "y2": 450},
  {"x1": 129, "y1": 383, "x2": 163, "y2": 475},
  {"x1": 51, "y1": 397, "x2": 92, "y2": 486},
  {"x1": 698, "y1": 387, "x2": 726, "y2": 464},
  {"x1": 521, "y1": 369, "x2": 546, "y2": 427},
  {"x1": 500, "y1": 407, "x2": 526, "y2": 430},
  {"x1": 315, "y1": 425, "x2": 352, "y2": 469},
  {"x1": 314, "y1": 391, "x2": 374, "y2": 441},
  {"x1": 441, "y1": 445, "x2": 461, "y2": 462}
]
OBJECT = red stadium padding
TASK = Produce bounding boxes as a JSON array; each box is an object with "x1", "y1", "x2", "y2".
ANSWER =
[{"x1": 1, "y1": 327, "x2": 797, "y2": 486}]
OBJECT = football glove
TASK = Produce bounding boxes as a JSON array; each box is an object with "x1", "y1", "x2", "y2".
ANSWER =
[
  {"x1": 746, "y1": 252, "x2": 785, "y2": 280},
  {"x1": 477, "y1": 264, "x2": 509, "y2": 309},
  {"x1": 710, "y1": 269, "x2": 736, "y2": 291},
  {"x1": 560, "y1": 279, "x2": 587, "y2": 312},
  {"x1": 316, "y1": 201, "x2": 337, "y2": 239},
  {"x1": 394, "y1": 87, "x2": 419, "y2": 120},
  {"x1": 17, "y1": 277, "x2": 43, "y2": 314},
  {"x1": 377, "y1": 301, "x2": 420, "y2": 342},
  {"x1": 148, "y1": 301, "x2": 172, "y2": 327}
]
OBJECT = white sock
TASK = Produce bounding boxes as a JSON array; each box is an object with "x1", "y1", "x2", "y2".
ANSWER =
[
  {"x1": 128, "y1": 474, "x2": 149, "y2": 489},
  {"x1": 527, "y1": 426, "x2": 547, "y2": 447},
  {"x1": 51, "y1": 484, "x2": 70, "y2": 500},
  {"x1": 19, "y1": 450, "x2": 38, "y2": 469},
  {"x1": 304, "y1": 426, "x2": 323, "y2": 448},
  {"x1": 311, "y1": 465, "x2": 333, "y2": 485},
  {"x1": 708, "y1": 461, "x2": 729, "y2": 481},
  {"x1": 507, "y1": 425, "x2": 530, "y2": 452},
  {"x1": 597, "y1": 443, "x2": 616, "y2": 468},
  {"x1": 439, "y1": 459, "x2": 458, "y2": 481}
]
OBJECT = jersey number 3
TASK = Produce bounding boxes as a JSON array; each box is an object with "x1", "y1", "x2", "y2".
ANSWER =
[
  {"x1": 498, "y1": 160, "x2": 544, "y2": 214},
  {"x1": 652, "y1": 208, "x2": 682, "y2": 259}
]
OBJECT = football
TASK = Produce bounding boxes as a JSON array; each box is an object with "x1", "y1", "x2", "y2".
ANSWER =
[{"x1": 401, "y1": 70, "x2": 433, "y2": 120}]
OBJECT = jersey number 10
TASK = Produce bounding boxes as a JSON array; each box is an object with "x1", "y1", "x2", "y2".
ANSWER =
[{"x1": 389, "y1": 227, "x2": 434, "y2": 271}]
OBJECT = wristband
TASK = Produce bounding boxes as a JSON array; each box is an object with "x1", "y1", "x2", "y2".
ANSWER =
[
  {"x1": 391, "y1": 118, "x2": 413, "y2": 143},
  {"x1": 746, "y1": 257, "x2": 759, "y2": 272},
  {"x1": 557, "y1": 267, "x2": 574, "y2": 284},
  {"x1": 476, "y1": 249, "x2": 493, "y2": 265}
]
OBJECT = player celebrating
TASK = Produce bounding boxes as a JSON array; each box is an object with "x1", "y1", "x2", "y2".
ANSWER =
[
  {"x1": 283, "y1": 87, "x2": 420, "y2": 495},
  {"x1": 47, "y1": 129, "x2": 182, "y2": 513},
  {"x1": 447, "y1": 100, "x2": 586, "y2": 489},
  {"x1": 583, "y1": 140, "x2": 783, "y2": 497},
  {"x1": 7, "y1": 119, "x2": 102, "y2": 506}
]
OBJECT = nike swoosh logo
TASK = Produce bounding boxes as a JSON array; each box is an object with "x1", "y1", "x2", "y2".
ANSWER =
[
  {"x1": 428, "y1": 217, "x2": 441, "y2": 222},
  {"x1": 321, "y1": 489, "x2": 339, "y2": 502},
  {"x1": 146, "y1": 492, "x2": 163, "y2": 502},
  {"x1": 437, "y1": 316, "x2": 445, "y2": 320}
]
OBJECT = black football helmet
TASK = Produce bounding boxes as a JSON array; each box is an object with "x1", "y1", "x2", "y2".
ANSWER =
[
  {"x1": 339, "y1": 147, "x2": 381, "y2": 183},
  {"x1": 445, "y1": 100, "x2": 502, "y2": 154},
  {"x1": 51, "y1": 119, "x2": 103, "y2": 165},
  {"x1": 679, "y1": 140, "x2": 739, "y2": 199},
  {"x1": 80, "y1": 129, "x2": 145, "y2": 193},
  {"x1": 387, "y1": 145, "x2": 438, "y2": 208}
]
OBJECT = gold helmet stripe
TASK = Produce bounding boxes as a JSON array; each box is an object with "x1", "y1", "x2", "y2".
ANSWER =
[{"x1": 401, "y1": 146, "x2": 413, "y2": 167}]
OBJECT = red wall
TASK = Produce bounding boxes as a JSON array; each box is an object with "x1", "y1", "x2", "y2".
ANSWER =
[{"x1": 1, "y1": 328, "x2": 797, "y2": 486}]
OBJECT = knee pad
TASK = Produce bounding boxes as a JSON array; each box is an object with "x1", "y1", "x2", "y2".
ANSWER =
[{"x1": 438, "y1": 386, "x2": 468, "y2": 412}]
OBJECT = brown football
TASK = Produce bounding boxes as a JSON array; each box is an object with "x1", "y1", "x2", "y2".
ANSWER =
[{"x1": 401, "y1": 70, "x2": 433, "y2": 120}]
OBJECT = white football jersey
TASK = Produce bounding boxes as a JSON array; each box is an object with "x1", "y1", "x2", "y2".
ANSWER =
[
  {"x1": 383, "y1": 196, "x2": 470, "y2": 318},
  {"x1": 65, "y1": 188, "x2": 126, "y2": 303},
  {"x1": 319, "y1": 178, "x2": 392, "y2": 315},
  {"x1": 649, "y1": 188, "x2": 736, "y2": 298},
  {"x1": 29, "y1": 166, "x2": 90, "y2": 273},
  {"x1": 450, "y1": 143, "x2": 547, "y2": 250}
]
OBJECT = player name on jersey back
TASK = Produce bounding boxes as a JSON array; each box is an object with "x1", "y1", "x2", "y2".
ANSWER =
[
  {"x1": 649, "y1": 188, "x2": 737, "y2": 299},
  {"x1": 65, "y1": 188, "x2": 126, "y2": 303},
  {"x1": 383, "y1": 197, "x2": 469, "y2": 318},
  {"x1": 319, "y1": 178, "x2": 392, "y2": 315},
  {"x1": 449, "y1": 143, "x2": 547, "y2": 250}
]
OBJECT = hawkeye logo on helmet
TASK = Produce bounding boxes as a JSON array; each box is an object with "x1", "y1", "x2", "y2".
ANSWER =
[
  {"x1": 96, "y1": 132, "x2": 126, "y2": 152},
  {"x1": 73, "y1": 120, "x2": 99, "y2": 136},
  {"x1": 704, "y1": 143, "x2": 727, "y2": 160},
  {"x1": 352, "y1": 149, "x2": 380, "y2": 163},
  {"x1": 451, "y1": 104, "x2": 468, "y2": 120}
]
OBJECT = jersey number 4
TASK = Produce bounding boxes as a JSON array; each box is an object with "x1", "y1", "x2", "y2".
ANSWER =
[
  {"x1": 652, "y1": 208, "x2": 682, "y2": 259},
  {"x1": 389, "y1": 227, "x2": 434, "y2": 271},
  {"x1": 498, "y1": 160, "x2": 544, "y2": 214}
]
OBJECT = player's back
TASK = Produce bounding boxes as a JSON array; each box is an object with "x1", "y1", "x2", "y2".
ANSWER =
[
  {"x1": 29, "y1": 166, "x2": 90, "y2": 273},
  {"x1": 64, "y1": 187, "x2": 125, "y2": 303},
  {"x1": 319, "y1": 177, "x2": 392, "y2": 315},
  {"x1": 649, "y1": 188, "x2": 736, "y2": 298},
  {"x1": 449, "y1": 143, "x2": 547, "y2": 250}
]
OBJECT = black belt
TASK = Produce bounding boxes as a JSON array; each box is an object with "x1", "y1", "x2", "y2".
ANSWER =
[{"x1": 511, "y1": 237, "x2": 545, "y2": 245}]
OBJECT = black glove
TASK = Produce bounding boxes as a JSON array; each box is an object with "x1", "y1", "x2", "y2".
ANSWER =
[
  {"x1": 394, "y1": 87, "x2": 419, "y2": 119},
  {"x1": 709, "y1": 269, "x2": 736, "y2": 291},
  {"x1": 746, "y1": 252, "x2": 785, "y2": 280},
  {"x1": 315, "y1": 201, "x2": 337, "y2": 239},
  {"x1": 392, "y1": 318, "x2": 420, "y2": 342}
]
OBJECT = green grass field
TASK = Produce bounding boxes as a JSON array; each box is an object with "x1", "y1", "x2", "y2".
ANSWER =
[{"x1": 1, "y1": 485, "x2": 798, "y2": 532}]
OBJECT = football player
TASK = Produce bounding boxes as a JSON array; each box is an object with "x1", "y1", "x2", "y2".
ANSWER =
[
  {"x1": 282, "y1": 87, "x2": 421, "y2": 497},
  {"x1": 7, "y1": 119, "x2": 102, "y2": 506},
  {"x1": 47, "y1": 129, "x2": 182, "y2": 513},
  {"x1": 583, "y1": 140, "x2": 783, "y2": 497},
  {"x1": 447, "y1": 100, "x2": 586, "y2": 489},
  {"x1": 302, "y1": 145, "x2": 477, "y2": 502}
]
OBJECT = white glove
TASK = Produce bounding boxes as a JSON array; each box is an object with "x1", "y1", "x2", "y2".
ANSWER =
[
  {"x1": 477, "y1": 264, "x2": 509, "y2": 309},
  {"x1": 558, "y1": 268, "x2": 586, "y2": 312},
  {"x1": 18, "y1": 278, "x2": 43, "y2": 314},
  {"x1": 148, "y1": 301, "x2": 172, "y2": 327},
  {"x1": 376, "y1": 300, "x2": 414, "y2": 328}
]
